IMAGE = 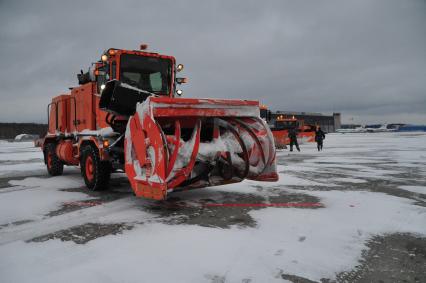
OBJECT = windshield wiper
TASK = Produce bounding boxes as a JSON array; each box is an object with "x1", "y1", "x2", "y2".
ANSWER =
[{"x1": 120, "y1": 83, "x2": 158, "y2": 97}]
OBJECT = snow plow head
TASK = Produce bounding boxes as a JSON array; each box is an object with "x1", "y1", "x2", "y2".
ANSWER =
[{"x1": 124, "y1": 97, "x2": 278, "y2": 200}]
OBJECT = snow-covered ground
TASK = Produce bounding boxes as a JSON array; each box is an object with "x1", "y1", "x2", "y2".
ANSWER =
[{"x1": 0, "y1": 133, "x2": 425, "y2": 282}]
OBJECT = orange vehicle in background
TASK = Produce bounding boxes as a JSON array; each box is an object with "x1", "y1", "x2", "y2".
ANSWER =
[
  {"x1": 270, "y1": 115, "x2": 298, "y2": 149},
  {"x1": 298, "y1": 123, "x2": 317, "y2": 143},
  {"x1": 260, "y1": 107, "x2": 316, "y2": 149}
]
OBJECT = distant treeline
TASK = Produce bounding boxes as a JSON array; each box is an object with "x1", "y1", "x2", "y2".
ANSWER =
[{"x1": 0, "y1": 123, "x2": 47, "y2": 139}]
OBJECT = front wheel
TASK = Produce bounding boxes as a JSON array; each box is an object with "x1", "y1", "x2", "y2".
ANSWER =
[
  {"x1": 80, "y1": 145, "x2": 111, "y2": 191},
  {"x1": 44, "y1": 143, "x2": 63, "y2": 176}
]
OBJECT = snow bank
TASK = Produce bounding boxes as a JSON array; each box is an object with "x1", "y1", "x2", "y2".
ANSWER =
[{"x1": 14, "y1": 134, "x2": 38, "y2": 141}]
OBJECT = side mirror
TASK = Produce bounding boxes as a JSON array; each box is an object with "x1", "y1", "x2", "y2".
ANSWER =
[
  {"x1": 77, "y1": 70, "x2": 91, "y2": 85},
  {"x1": 176, "y1": 77, "x2": 188, "y2": 84}
]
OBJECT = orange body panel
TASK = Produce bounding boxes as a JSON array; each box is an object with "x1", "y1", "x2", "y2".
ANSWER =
[
  {"x1": 298, "y1": 124, "x2": 316, "y2": 143},
  {"x1": 271, "y1": 129, "x2": 290, "y2": 148},
  {"x1": 299, "y1": 131, "x2": 316, "y2": 143},
  {"x1": 71, "y1": 84, "x2": 96, "y2": 132},
  {"x1": 48, "y1": 83, "x2": 107, "y2": 135},
  {"x1": 94, "y1": 95, "x2": 109, "y2": 129},
  {"x1": 151, "y1": 97, "x2": 259, "y2": 118},
  {"x1": 134, "y1": 182, "x2": 167, "y2": 200},
  {"x1": 49, "y1": 95, "x2": 70, "y2": 133}
]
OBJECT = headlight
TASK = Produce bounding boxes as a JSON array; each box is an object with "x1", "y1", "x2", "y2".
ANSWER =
[
  {"x1": 100, "y1": 84, "x2": 106, "y2": 90},
  {"x1": 176, "y1": 64, "x2": 184, "y2": 72},
  {"x1": 101, "y1": 54, "x2": 108, "y2": 62},
  {"x1": 176, "y1": 89, "x2": 183, "y2": 96}
]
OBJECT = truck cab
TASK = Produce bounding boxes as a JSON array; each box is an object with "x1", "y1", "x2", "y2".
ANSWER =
[
  {"x1": 95, "y1": 48, "x2": 176, "y2": 97},
  {"x1": 44, "y1": 46, "x2": 184, "y2": 181},
  {"x1": 274, "y1": 115, "x2": 298, "y2": 131}
]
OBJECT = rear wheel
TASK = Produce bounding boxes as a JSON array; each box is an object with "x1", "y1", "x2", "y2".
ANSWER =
[
  {"x1": 44, "y1": 143, "x2": 63, "y2": 176},
  {"x1": 80, "y1": 145, "x2": 111, "y2": 191}
]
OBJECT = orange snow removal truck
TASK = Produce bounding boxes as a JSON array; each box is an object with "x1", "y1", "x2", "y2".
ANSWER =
[
  {"x1": 260, "y1": 106, "x2": 316, "y2": 149},
  {"x1": 42, "y1": 45, "x2": 278, "y2": 200}
]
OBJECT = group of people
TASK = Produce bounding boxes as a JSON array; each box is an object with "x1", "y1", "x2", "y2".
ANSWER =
[{"x1": 288, "y1": 127, "x2": 326, "y2": 152}]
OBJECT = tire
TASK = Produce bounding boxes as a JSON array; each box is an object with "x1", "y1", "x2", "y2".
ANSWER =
[
  {"x1": 80, "y1": 145, "x2": 111, "y2": 191},
  {"x1": 44, "y1": 143, "x2": 64, "y2": 176}
]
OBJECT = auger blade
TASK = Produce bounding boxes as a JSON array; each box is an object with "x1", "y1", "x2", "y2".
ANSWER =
[{"x1": 124, "y1": 96, "x2": 278, "y2": 200}]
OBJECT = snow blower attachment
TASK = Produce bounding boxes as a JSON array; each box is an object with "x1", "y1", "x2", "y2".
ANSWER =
[
  {"x1": 42, "y1": 45, "x2": 278, "y2": 200},
  {"x1": 124, "y1": 97, "x2": 277, "y2": 199}
]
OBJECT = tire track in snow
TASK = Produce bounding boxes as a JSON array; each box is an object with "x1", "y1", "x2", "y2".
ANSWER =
[{"x1": 0, "y1": 185, "x2": 45, "y2": 194}]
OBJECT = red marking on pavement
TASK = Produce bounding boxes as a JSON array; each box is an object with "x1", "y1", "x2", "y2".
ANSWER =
[{"x1": 203, "y1": 202, "x2": 322, "y2": 208}]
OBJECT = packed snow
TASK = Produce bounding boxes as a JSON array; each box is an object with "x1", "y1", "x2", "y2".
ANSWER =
[
  {"x1": 0, "y1": 133, "x2": 425, "y2": 282},
  {"x1": 80, "y1": 127, "x2": 117, "y2": 137},
  {"x1": 14, "y1": 134, "x2": 39, "y2": 141},
  {"x1": 398, "y1": 185, "x2": 426, "y2": 195}
]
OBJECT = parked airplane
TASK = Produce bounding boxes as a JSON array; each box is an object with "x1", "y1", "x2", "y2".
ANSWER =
[
  {"x1": 336, "y1": 125, "x2": 367, "y2": 133},
  {"x1": 337, "y1": 124, "x2": 401, "y2": 133},
  {"x1": 364, "y1": 124, "x2": 397, "y2": 132}
]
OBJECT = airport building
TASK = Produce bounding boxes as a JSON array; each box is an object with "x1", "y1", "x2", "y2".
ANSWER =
[{"x1": 271, "y1": 111, "x2": 341, "y2": 133}]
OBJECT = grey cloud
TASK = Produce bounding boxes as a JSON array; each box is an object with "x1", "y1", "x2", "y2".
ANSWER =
[{"x1": 0, "y1": 0, "x2": 425, "y2": 124}]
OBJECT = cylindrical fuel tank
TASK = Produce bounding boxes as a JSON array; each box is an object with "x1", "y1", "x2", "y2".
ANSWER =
[{"x1": 56, "y1": 141, "x2": 79, "y2": 165}]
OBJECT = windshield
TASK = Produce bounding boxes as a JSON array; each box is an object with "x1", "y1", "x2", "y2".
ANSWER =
[
  {"x1": 275, "y1": 120, "x2": 298, "y2": 130},
  {"x1": 120, "y1": 54, "x2": 172, "y2": 95}
]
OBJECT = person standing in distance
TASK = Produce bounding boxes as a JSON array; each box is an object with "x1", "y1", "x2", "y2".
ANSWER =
[
  {"x1": 288, "y1": 127, "x2": 300, "y2": 152},
  {"x1": 315, "y1": 127, "x2": 326, "y2": 151}
]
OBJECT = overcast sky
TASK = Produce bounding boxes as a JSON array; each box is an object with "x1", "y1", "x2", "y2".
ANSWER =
[{"x1": 0, "y1": 0, "x2": 425, "y2": 124}]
